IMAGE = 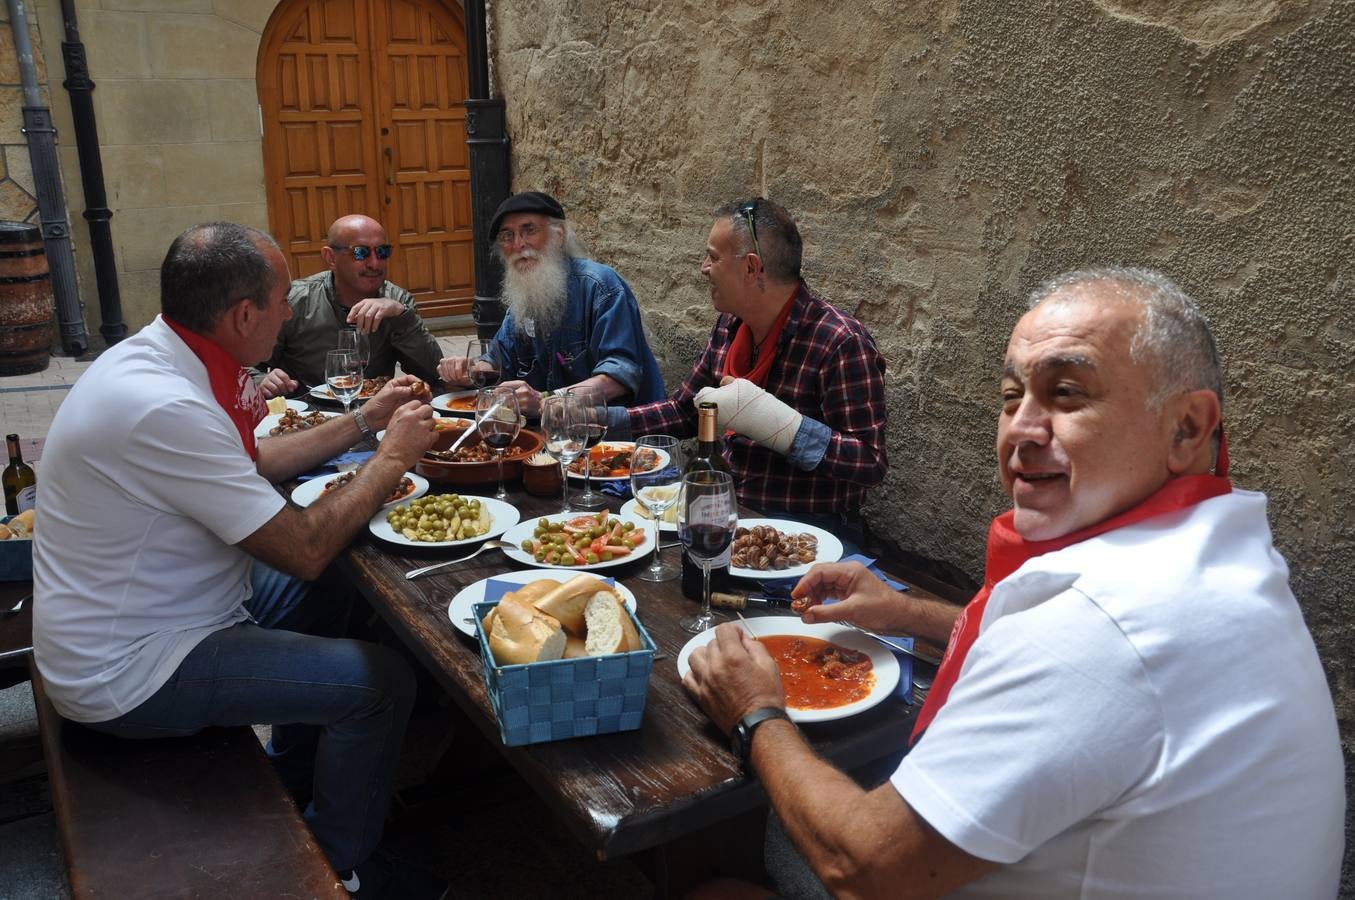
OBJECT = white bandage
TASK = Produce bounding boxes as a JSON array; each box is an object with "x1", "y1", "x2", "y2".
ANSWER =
[{"x1": 694, "y1": 379, "x2": 802, "y2": 456}]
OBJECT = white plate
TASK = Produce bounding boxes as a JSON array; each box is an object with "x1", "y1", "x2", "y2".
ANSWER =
[
  {"x1": 727, "y1": 518, "x2": 844, "y2": 581},
  {"x1": 291, "y1": 471, "x2": 429, "y2": 509},
  {"x1": 367, "y1": 495, "x2": 520, "y2": 548},
  {"x1": 620, "y1": 496, "x2": 678, "y2": 532},
  {"x1": 447, "y1": 570, "x2": 638, "y2": 638},
  {"x1": 254, "y1": 410, "x2": 340, "y2": 438},
  {"x1": 676, "y1": 617, "x2": 900, "y2": 723},
  {"x1": 499, "y1": 511, "x2": 652, "y2": 571},
  {"x1": 430, "y1": 390, "x2": 481, "y2": 417},
  {"x1": 309, "y1": 383, "x2": 376, "y2": 403},
  {"x1": 566, "y1": 442, "x2": 670, "y2": 482}
]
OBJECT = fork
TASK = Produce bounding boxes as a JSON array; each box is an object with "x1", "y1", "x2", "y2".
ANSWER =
[{"x1": 405, "y1": 540, "x2": 512, "y2": 580}]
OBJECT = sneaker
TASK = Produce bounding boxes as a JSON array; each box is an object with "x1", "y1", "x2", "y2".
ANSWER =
[{"x1": 341, "y1": 849, "x2": 449, "y2": 900}]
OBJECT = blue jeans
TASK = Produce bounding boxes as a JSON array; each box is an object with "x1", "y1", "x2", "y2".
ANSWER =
[{"x1": 87, "y1": 562, "x2": 415, "y2": 873}]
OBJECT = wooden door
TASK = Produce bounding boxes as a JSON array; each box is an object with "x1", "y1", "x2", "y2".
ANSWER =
[{"x1": 258, "y1": 0, "x2": 474, "y2": 317}]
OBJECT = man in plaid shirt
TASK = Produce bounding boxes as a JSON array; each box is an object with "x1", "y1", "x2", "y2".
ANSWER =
[{"x1": 605, "y1": 198, "x2": 886, "y2": 538}]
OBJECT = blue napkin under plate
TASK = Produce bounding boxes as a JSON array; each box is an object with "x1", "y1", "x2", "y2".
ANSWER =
[
  {"x1": 295, "y1": 450, "x2": 375, "y2": 482},
  {"x1": 600, "y1": 481, "x2": 633, "y2": 501}
]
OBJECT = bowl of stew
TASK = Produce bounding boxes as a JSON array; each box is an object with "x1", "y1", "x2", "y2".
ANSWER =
[{"x1": 414, "y1": 428, "x2": 545, "y2": 486}]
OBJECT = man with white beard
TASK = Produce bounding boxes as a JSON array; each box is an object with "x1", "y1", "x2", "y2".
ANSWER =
[{"x1": 438, "y1": 192, "x2": 665, "y2": 416}]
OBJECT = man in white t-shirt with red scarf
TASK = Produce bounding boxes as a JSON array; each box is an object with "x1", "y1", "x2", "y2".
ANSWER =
[
  {"x1": 34, "y1": 222, "x2": 448, "y2": 898},
  {"x1": 681, "y1": 268, "x2": 1344, "y2": 899}
]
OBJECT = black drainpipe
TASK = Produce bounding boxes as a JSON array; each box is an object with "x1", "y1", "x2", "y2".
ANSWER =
[
  {"x1": 462, "y1": 0, "x2": 509, "y2": 339},
  {"x1": 59, "y1": 0, "x2": 125, "y2": 346},
  {"x1": 6, "y1": 0, "x2": 87, "y2": 356}
]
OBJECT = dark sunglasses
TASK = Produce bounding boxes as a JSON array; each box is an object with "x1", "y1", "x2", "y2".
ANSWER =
[
  {"x1": 738, "y1": 198, "x2": 762, "y2": 260},
  {"x1": 330, "y1": 243, "x2": 393, "y2": 261}
]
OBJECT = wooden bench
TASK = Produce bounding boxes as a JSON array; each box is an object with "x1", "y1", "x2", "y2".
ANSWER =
[{"x1": 29, "y1": 661, "x2": 349, "y2": 899}]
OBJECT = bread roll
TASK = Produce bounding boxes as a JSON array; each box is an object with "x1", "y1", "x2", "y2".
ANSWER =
[
  {"x1": 487, "y1": 596, "x2": 565, "y2": 665},
  {"x1": 9, "y1": 509, "x2": 34, "y2": 537},
  {"x1": 583, "y1": 591, "x2": 642, "y2": 656},
  {"x1": 563, "y1": 635, "x2": 589, "y2": 659},
  {"x1": 0, "y1": 524, "x2": 12, "y2": 541},
  {"x1": 534, "y1": 574, "x2": 613, "y2": 637},
  {"x1": 480, "y1": 580, "x2": 560, "y2": 634}
]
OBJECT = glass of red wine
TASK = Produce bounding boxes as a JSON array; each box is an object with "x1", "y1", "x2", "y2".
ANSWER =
[
  {"x1": 677, "y1": 469, "x2": 737, "y2": 633},
  {"x1": 466, "y1": 339, "x2": 501, "y2": 389},
  {"x1": 475, "y1": 386, "x2": 520, "y2": 500}
]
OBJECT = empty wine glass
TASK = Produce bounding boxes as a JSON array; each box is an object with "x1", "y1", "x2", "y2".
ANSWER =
[
  {"x1": 677, "y1": 470, "x2": 738, "y2": 633},
  {"x1": 630, "y1": 434, "x2": 683, "y2": 582},
  {"x1": 565, "y1": 385, "x2": 607, "y2": 511},
  {"x1": 476, "y1": 386, "x2": 521, "y2": 500},
  {"x1": 541, "y1": 393, "x2": 584, "y2": 513},
  {"x1": 337, "y1": 327, "x2": 370, "y2": 371},
  {"x1": 466, "y1": 338, "x2": 501, "y2": 389},
  {"x1": 325, "y1": 349, "x2": 363, "y2": 415}
]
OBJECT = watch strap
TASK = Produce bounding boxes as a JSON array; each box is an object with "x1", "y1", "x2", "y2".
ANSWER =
[
  {"x1": 734, "y1": 706, "x2": 791, "y2": 766},
  {"x1": 351, "y1": 406, "x2": 375, "y2": 444}
]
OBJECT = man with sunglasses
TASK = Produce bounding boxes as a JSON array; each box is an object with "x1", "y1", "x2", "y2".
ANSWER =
[
  {"x1": 605, "y1": 198, "x2": 887, "y2": 546},
  {"x1": 255, "y1": 214, "x2": 445, "y2": 398},
  {"x1": 437, "y1": 191, "x2": 665, "y2": 416}
]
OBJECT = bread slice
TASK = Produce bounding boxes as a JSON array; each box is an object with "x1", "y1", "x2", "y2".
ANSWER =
[
  {"x1": 583, "y1": 591, "x2": 642, "y2": 656},
  {"x1": 487, "y1": 596, "x2": 566, "y2": 665},
  {"x1": 535, "y1": 574, "x2": 612, "y2": 637}
]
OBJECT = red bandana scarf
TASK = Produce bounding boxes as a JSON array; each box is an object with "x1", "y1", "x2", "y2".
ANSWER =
[
  {"x1": 164, "y1": 316, "x2": 268, "y2": 461},
  {"x1": 912, "y1": 436, "x2": 1232, "y2": 743},
  {"x1": 721, "y1": 290, "x2": 796, "y2": 388}
]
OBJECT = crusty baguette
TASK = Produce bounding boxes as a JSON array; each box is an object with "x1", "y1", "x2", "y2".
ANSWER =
[
  {"x1": 563, "y1": 634, "x2": 589, "y2": 659},
  {"x1": 480, "y1": 580, "x2": 560, "y2": 634},
  {"x1": 9, "y1": 509, "x2": 34, "y2": 537},
  {"x1": 487, "y1": 596, "x2": 565, "y2": 665},
  {"x1": 534, "y1": 574, "x2": 612, "y2": 637},
  {"x1": 583, "y1": 591, "x2": 640, "y2": 656}
]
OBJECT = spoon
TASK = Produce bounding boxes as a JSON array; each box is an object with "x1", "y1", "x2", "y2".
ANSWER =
[{"x1": 405, "y1": 540, "x2": 512, "y2": 580}]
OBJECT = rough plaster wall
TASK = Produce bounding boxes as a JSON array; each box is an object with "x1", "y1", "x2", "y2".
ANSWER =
[{"x1": 494, "y1": 0, "x2": 1355, "y2": 885}]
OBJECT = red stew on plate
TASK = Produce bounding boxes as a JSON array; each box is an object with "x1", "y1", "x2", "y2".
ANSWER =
[{"x1": 761, "y1": 635, "x2": 875, "y2": 709}]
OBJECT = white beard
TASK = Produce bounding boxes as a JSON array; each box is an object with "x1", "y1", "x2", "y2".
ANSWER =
[{"x1": 501, "y1": 241, "x2": 569, "y2": 336}]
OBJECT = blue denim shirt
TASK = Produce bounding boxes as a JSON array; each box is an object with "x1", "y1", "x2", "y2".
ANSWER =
[{"x1": 491, "y1": 258, "x2": 665, "y2": 403}]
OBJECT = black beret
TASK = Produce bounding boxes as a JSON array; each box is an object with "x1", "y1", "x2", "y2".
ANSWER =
[{"x1": 489, "y1": 191, "x2": 565, "y2": 238}]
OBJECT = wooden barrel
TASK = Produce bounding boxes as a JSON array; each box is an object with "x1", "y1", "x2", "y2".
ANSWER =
[{"x1": 0, "y1": 221, "x2": 53, "y2": 376}]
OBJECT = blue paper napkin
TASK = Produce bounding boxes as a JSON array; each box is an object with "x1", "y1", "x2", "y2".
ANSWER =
[
  {"x1": 295, "y1": 450, "x2": 375, "y2": 482},
  {"x1": 600, "y1": 481, "x2": 633, "y2": 502}
]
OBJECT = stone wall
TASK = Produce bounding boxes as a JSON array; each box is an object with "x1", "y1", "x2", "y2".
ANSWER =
[{"x1": 492, "y1": 0, "x2": 1354, "y2": 887}]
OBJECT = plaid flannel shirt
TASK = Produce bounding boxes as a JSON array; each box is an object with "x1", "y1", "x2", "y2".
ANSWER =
[{"x1": 626, "y1": 282, "x2": 887, "y2": 515}]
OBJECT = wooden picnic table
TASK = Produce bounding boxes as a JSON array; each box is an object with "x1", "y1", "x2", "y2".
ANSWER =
[{"x1": 336, "y1": 472, "x2": 930, "y2": 862}]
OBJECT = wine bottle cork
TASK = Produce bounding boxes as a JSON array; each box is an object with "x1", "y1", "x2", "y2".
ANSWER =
[{"x1": 710, "y1": 591, "x2": 747, "y2": 610}]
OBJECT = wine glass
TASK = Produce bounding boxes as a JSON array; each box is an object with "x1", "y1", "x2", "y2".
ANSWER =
[
  {"x1": 325, "y1": 349, "x2": 363, "y2": 415},
  {"x1": 630, "y1": 435, "x2": 683, "y2": 582},
  {"x1": 565, "y1": 385, "x2": 607, "y2": 511},
  {"x1": 466, "y1": 338, "x2": 501, "y2": 389},
  {"x1": 677, "y1": 470, "x2": 738, "y2": 633},
  {"x1": 541, "y1": 393, "x2": 584, "y2": 513},
  {"x1": 476, "y1": 386, "x2": 521, "y2": 500},
  {"x1": 337, "y1": 327, "x2": 370, "y2": 371}
]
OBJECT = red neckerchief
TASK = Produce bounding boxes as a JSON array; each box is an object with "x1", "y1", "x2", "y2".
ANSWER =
[
  {"x1": 721, "y1": 288, "x2": 796, "y2": 388},
  {"x1": 163, "y1": 316, "x2": 268, "y2": 461},
  {"x1": 912, "y1": 434, "x2": 1232, "y2": 743}
]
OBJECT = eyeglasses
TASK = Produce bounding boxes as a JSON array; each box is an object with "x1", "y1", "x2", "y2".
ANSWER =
[
  {"x1": 330, "y1": 243, "x2": 393, "y2": 261},
  {"x1": 496, "y1": 223, "x2": 544, "y2": 247},
  {"x1": 738, "y1": 199, "x2": 762, "y2": 260}
]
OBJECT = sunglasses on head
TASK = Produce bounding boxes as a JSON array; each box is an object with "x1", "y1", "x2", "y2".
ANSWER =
[
  {"x1": 330, "y1": 243, "x2": 393, "y2": 261},
  {"x1": 738, "y1": 198, "x2": 762, "y2": 260}
]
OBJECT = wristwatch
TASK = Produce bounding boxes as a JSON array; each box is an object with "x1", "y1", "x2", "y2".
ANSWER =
[
  {"x1": 730, "y1": 706, "x2": 791, "y2": 767},
  {"x1": 351, "y1": 407, "x2": 376, "y2": 446}
]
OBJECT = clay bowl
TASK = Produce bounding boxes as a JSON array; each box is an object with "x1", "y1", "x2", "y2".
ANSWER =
[{"x1": 415, "y1": 427, "x2": 545, "y2": 487}]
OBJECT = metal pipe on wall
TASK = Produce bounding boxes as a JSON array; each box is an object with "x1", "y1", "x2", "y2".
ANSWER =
[
  {"x1": 462, "y1": 0, "x2": 509, "y2": 340},
  {"x1": 59, "y1": 0, "x2": 125, "y2": 346},
  {"x1": 6, "y1": 0, "x2": 87, "y2": 356}
]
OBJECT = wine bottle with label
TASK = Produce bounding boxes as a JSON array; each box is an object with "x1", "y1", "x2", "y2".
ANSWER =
[
  {"x1": 3, "y1": 433, "x2": 37, "y2": 516},
  {"x1": 681, "y1": 403, "x2": 733, "y2": 600}
]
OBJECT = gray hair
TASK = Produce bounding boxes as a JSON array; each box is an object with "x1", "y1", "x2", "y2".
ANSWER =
[
  {"x1": 160, "y1": 222, "x2": 281, "y2": 333},
  {"x1": 492, "y1": 217, "x2": 591, "y2": 267},
  {"x1": 715, "y1": 198, "x2": 803, "y2": 282},
  {"x1": 1028, "y1": 266, "x2": 1223, "y2": 412}
]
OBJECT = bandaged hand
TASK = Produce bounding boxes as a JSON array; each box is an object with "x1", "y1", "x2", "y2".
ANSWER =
[{"x1": 694, "y1": 378, "x2": 802, "y2": 456}]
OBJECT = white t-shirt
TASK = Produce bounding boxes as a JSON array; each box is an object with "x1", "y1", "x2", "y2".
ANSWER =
[
  {"x1": 891, "y1": 490, "x2": 1344, "y2": 899},
  {"x1": 33, "y1": 317, "x2": 286, "y2": 723}
]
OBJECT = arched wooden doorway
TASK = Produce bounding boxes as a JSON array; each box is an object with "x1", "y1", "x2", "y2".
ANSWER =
[{"x1": 257, "y1": 0, "x2": 474, "y2": 318}]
